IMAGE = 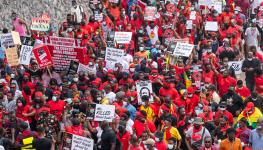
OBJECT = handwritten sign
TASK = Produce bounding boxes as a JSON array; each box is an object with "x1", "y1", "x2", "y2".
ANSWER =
[
  {"x1": 44, "y1": 36, "x2": 78, "y2": 47},
  {"x1": 71, "y1": 134, "x2": 94, "y2": 150},
  {"x1": 144, "y1": 7, "x2": 157, "y2": 21},
  {"x1": 105, "y1": 47, "x2": 124, "y2": 69},
  {"x1": 109, "y1": 0, "x2": 119, "y2": 3},
  {"x1": 0, "y1": 33, "x2": 14, "y2": 49},
  {"x1": 5, "y1": 47, "x2": 19, "y2": 66},
  {"x1": 228, "y1": 61, "x2": 243, "y2": 75},
  {"x1": 31, "y1": 14, "x2": 50, "y2": 31},
  {"x1": 136, "y1": 80, "x2": 153, "y2": 103},
  {"x1": 114, "y1": 32, "x2": 132, "y2": 44},
  {"x1": 205, "y1": 21, "x2": 218, "y2": 31},
  {"x1": 33, "y1": 45, "x2": 53, "y2": 68},
  {"x1": 173, "y1": 42, "x2": 194, "y2": 57},
  {"x1": 19, "y1": 45, "x2": 33, "y2": 65},
  {"x1": 94, "y1": 104, "x2": 115, "y2": 122},
  {"x1": 186, "y1": 20, "x2": 193, "y2": 29}
]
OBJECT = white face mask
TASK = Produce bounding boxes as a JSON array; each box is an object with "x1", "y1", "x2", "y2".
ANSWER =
[
  {"x1": 114, "y1": 67, "x2": 118, "y2": 71},
  {"x1": 247, "y1": 58, "x2": 253, "y2": 61},
  {"x1": 167, "y1": 144, "x2": 174, "y2": 149},
  {"x1": 141, "y1": 102, "x2": 146, "y2": 106},
  {"x1": 139, "y1": 47, "x2": 144, "y2": 51},
  {"x1": 123, "y1": 101, "x2": 127, "y2": 106},
  {"x1": 234, "y1": 10, "x2": 239, "y2": 14},
  {"x1": 188, "y1": 94, "x2": 193, "y2": 98},
  {"x1": 130, "y1": 68, "x2": 135, "y2": 72},
  {"x1": 155, "y1": 137, "x2": 160, "y2": 142},
  {"x1": 97, "y1": 97, "x2": 102, "y2": 101},
  {"x1": 52, "y1": 96, "x2": 57, "y2": 102},
  {"x1": 73, "y1": 78, "x2": 79, "y2": 82}
]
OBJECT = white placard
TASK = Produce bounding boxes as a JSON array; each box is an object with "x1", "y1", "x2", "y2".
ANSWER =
[
  {"x1": 19, "y1": 45, "x2": 33, "y2": 65},
  {"x1": 77, "y1": 63, "x2": 96, "y2": 75},
  {"x1": 71, "y1": 134, "x2": 94, "y2": 150},
  {"x1": 114, "y1": 32, "x2": 132, "y2": 44},
  {"x1": 173, "y1": 42, "x2": 194, "y2": 57},
  {"x1": 190, "y1": 11, "x2": 196, "y2": 20},
  {"x1": 105, "y1": 47, "x2": 124, "y2": 69},
  {"x1": 0, "y1": 33, "x2": 14, "y2": 49},
  {"x1": 228, "y1": 61, "x2": 243, "y2": 75},
  {"x1": 144, "y1": 7, "x2": 157, "y2": 21},
  {"x1": 95, "y1": 13, "x2": 103, "y2": 22},
  {"x1": 136, "y1": 80, "x2": 153, "y2": 103},
  {"x1": 205, "y1": 21, "x2": 218, "y2": 31},
  {"x1": 186, "y1": 20, "x2": 193, "y2": 29},
  {"x1": 94, "y1": 104, "x2": 115, "y2": 122}
]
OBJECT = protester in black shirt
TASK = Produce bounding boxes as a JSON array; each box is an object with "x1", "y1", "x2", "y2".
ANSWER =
[
  {"x1": 32, "y1": 127, "x2": 54, "y2": 150},
  {"x1": 244, "y1": 91, "x2": 263, "y2": 112},
  {"x1": 101, "y1": 121, "x2": 116, "y2": 150},
  {"x1": 242, "y1": 51, "x2": 261, "y2": 91}
]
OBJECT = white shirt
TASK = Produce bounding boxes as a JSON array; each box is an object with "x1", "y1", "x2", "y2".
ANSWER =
[
  {"x1": 146, "y1": 26, "x2": 159, "y2": 45},
  {"x1": 126, "y1": 118, "x2": 134, "y2": 134},
  {"x1": 245, "y1": 27, "x2": 260, "y2": 47},
  {"x1": 123, "y1": 53, "x2": 133, "y2": 64},
  {"x1": 71, "y1": 5, "x2": 84, "y2": 23},
  {"x1": 105, "y1": 92, "x2": 116, "y2": 104}
]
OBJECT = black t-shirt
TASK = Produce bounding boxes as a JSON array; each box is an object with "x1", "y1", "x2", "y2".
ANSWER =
[
  {"x1": 32, "y1": 137, "x2": 52, "y2": 150},
  {"x1": 242, "y1": 58, "x2": 261, "y2": 80},
  {"x1": 101, "y1": 128, "x2": 116, "y2": 150}
]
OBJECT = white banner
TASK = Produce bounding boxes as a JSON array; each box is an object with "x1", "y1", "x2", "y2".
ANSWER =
[
  {"x1": 228, "y1": 61, "x2": 243, "y2": 75},
  {"x1": 71, "y1": 134, "x2": 94, "y2": 150},
  {"x1": 77, "y1": 63, "x2": 96, "y2": 75},
  {"x1": 0, "y1": 33, "x2": 14, "y2": 49},
  {"x1": 136, "y1": 80, "x2": 153, "y2": 103},
  {"x1": 114, "y1": 32, "x2": 132, "y2": 44},
  {"x1": 105, "y1": 47, "x2": 124, "y2": 69},
  {"x1": 173, "y1": 42, "x2": 194, "y2": 57},
  {"x1": 19, "y1": 45, "x2": 33, "y2": 65},
  {"x1": 144, "y1": 7, "x2": 157, "y2": 21},
  {"x1": 205, "y1": 21, "x2": 218, "y2": 31},
  {"x1": 94, "y1": 104, "x2": 115, "y2": 122},
  {"x1": 186, "y1": 20, "x2": 193, "y2": 29}
]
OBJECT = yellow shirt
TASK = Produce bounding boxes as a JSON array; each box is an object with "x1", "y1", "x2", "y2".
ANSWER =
[
  {"x1": 139, "y1": 105, "x2": 155, "y2": 122},
  {"x1": 220, "y1": 138, "x2": 242, "y2": 150},
  {"x1": 163, "y1": 127, "x2": 182, "y2": 143},
  {"x1": 100, "y1": 97, "x2": 109, "y2": 105}
]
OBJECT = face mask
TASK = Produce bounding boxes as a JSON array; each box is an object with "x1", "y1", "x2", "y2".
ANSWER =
[
  {"x1": 18, "y1": 102, "x2": 23, "y2": 107},
  {"x1": 123, "y1": 101, "x2": 127, "y2": 106},
  {"x1": 188, "y1": 94, "x2": 193, "y2": 98},
  {"x1": 130, "y1": 68, "x2": 135, "y2": 72},
  {"x1": 252, "y1": 98, "x2": 257, "y2": 101},
  {"x1": 247, "y1": 58, "x2": 253, "y2": 61},
  {"x1": 36, "y1": 105, "x2": 40, "y2": 109},
  {"x1": 207, "y1": 49, "x2": 212, "y2": 53},
  {"x1": 167, "y1": 144, "x2": 174, "y2": 149},
  {"x1": 141, "y1": 102, "x2": 146, "y2": 106},
  {"x1": 97, "y1": 97, "x2": 102, "y2": 101},
  {"x1": 155, "y1": 45, "x2": 160, "y2": 48},
  {"x1": 234, "y1": 11, "x2": 238, "y2": 14},
  {"x1": 52, "y1": 96, "x2": 57, "y2": 102},
  {"x1": 155, "y1": 137, "x2": 160, "y2": 142},
  {"x1": 73, "y1": 78, "x2": 79, "y2": 82},
  {"x1": 181, "y1": 6, "x2": 185, "y2": 9},
  {"x1": 139, "y1": 47, "x2": 144, "y2": 51},
  {"x1": 114, "y1": 67, "x2": 118, "y2": 71}
]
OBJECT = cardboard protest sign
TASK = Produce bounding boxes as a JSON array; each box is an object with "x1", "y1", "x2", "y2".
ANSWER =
[
  {"x1": 5, "y1": 47, "x2": 19, "y2": 66},
  {"x1": 144, "y1": 7, "x2": 157, "y2": 21},
  {"x1": 186, "y1": 20, "x2": 193, "y2": 29},
  {"x1": 94, "y1": 104, "x2": 115, "y2": 122},
  {"x1": 44, "y1": 36, "x2": 78, "y2": 47},
  {"x1": 48, "y1": 45, "x2": 85, "y2": 71},
  {"x1": 86, "y1": 104, "x2": 96, "y2": 120},
  {"x1": 11, "y1": 31, "x2": 21, "y2": 45},
  {"x1": 205, "y1": 21, "x2": 218, "y2": 31},
  {"x1": 31, "y1": 13, "x2": 50, "y2": 32},
  {"x1": 68, "y1": 60, "x2": 79, "y2": 74},
  {"x1": 109, "y1": 0, "x2": 119, "y2": 3},
  {"x1": 33, "y1": 45, "x2": 53, "y2": 69},
  {"x1": 77, "y1": 63, "x2": 96, "y2": 74},
  {"x1": 136, "y1": 80, "x2": 153, "y2": 103},
  {"x1": 165, "y1": 38, "x2": 189, "y2": 44},
  {"x1": 173, "y1": 42, "x2": 194, "y2": 57},
  {"x1": 114, "y1": 32, "x2": 132, "y2": 44},
  {"x1": 228, "y1": 61, "x2": 243, "y2": 75},
  {"x1": 19, "y1": 45, "x2": 33, "y2": 65},
  {"x1": 105, "y1": 47, "x2": 124, "y2": 69},
  {"x1": 0, "y1": 33, "x2": 14, "y2": 49},
  {"x1": 212, "y1": 1, "x2": 222, "y2": 13},
  {"x1": 62, "y1": 133, "x2": 94, "y2": 150}
]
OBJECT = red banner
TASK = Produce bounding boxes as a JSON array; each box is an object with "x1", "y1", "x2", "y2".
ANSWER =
[
  {"x1": 43, "y1": 36, "x2": 80, "y2": 47},
  {"x1": 33, "y1": 45, "x2": 53, "y2": 69},
  {"x1": 47, "y1": 45, "x2": 86, "y2": 71}
]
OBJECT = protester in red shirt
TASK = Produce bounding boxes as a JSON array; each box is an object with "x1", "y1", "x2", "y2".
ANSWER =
[
  {"x1": 214, "y1": 102, "x2": 234, "y2": 125},
  {"x1": 235, "y1": 80, "x2": 251, "y2": 99},
  {"x1": 47, "y1": 90, "x2": 65, "y2": 121},
  {"x1": 117, "y1": 121, "x2": 131, "y2": 150},
  {"x1": 154, "y1": 131, "x2": 167, "y2": 150},
  {"x1": 159, "y1": 80, "x2": 179, "y2": 100}
]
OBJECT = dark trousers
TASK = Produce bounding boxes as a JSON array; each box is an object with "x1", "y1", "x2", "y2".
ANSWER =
[{"x1": 246, "y1": 78, "x2": 255, "y2": 92}]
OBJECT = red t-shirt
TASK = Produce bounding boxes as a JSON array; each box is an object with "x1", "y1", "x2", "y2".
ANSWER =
[
  {"x1": 155, "y1": 141, "x2": 167, "y2": 150},
  {"x1": 217, "y1": 74, "x2": 237, "y2": 96},
  {"x1": 133, "y1": 119, "x2": 156, "y2": 138},
  {"x1": 202, "y1": 70, "x2": 215, "y2": 84},
  {"x1": 235, "y1": 86, "x2": 251, "y2": 99},
  {"x1": 214, "y1": 110, "x2": 234, "y2": 125},
  {"x1": 255, "y1": 75, "x2": 263, "y2": 95},
  {"x1": 117, "y1": 131, "x2": 131, "y2": 150},
  {"x1": 47, "y1": 100, "x2": 65, "y2": 121}
]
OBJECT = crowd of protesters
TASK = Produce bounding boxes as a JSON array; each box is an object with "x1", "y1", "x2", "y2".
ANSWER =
[{"x1": 0, "y1": 0, "x2": 263, "y2": 149}]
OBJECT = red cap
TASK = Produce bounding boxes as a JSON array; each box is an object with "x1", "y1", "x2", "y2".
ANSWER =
[
  {"x1": 187, "y1": 87, "x2": 194, "y2": 94},
  {"x1": 136, "y1": 111, "x2": 145, "y2": 118},
  {"x1": 24, "y1": 72, "x2": 30, "y2": 77},
  {"x1": 53, "y1": 90, "x2": 61, "y2": 95},
  {"x1": 151, "y1": 69, "x2": 158, "y2": 73},
  {"x1": 35, "y1": 91, "x2": 43, "y2": 97},
  {"x1": 246, "y1": 102, "x2": 254, "y2": 110}
]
